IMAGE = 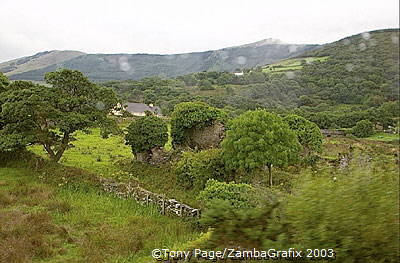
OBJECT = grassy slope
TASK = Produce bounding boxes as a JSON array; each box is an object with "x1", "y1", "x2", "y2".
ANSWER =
[
  {"x1": 29, "y1": 128, "x2": 132, "y2": 177},
  {"x1": 262, "y1": 56, "x2": 329, "y2": 73},
  {"x1": 0, "y1": 164, "x2": 199, "y2": 263},
  {"x1": 366, "y1": 132, "x2": 399, "y2": 142},
  {"x1": 27, "y1": 125, "x2": 200, "y2": 207},
  {"x1": 28, "y1": 123, "x2": 399, "y2": 208},
  {"x1": 2, "y1": 124, "x2": 398, "y2": 263}
]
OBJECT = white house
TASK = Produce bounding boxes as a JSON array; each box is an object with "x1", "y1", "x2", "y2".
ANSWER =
[{"x1": 234, "y1": 71, "x2": 244, "y2": 76}]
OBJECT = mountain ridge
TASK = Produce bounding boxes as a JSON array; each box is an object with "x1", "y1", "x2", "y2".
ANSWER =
[{"x1": 0, "y1": 39, "x2": 318, "y2": 82}]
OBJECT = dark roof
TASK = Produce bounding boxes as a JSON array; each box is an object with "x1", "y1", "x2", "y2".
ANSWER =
[{"x1": 124, "y1": 102, "x2": 161, "y2": 115}]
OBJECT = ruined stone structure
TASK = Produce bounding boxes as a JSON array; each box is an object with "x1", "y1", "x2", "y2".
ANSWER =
[{"x1": 185, "y1": 120, "x2": 225, "y2": 150}]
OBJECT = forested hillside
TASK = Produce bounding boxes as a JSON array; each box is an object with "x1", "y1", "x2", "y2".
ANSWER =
[
  {"x1": 1, "y1": 40, "x2": 317, "y2": 82},
  {"x1": 106, "y1": 29, "x2": 399, "y2": 129}
]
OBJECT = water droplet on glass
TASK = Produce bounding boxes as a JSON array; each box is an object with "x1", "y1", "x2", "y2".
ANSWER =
[
  {"x1": 96, "y1": 101, "x2": 105, "y2": 110},
  {"x1": 118, "y1": 56, "x2": 131, "y2": 72},
  {"x1": 369, "y1": 38, "x2": 377, "y2": 47},
  {"x1": 285, "y1": 71, "x2": 295, "y2": 79},
  {"x1": 236, "y1": 56, "x2": 247, "y2": 65},
  {"x1": 342, "y1": 39, "x2": 351, "y2": 45},
  {"x1": 289, "y1": 45, "x2": 298, "y2": 53},
  {"x1": 391, "y1": 34, "x2": 399, "y2": 44},
  {"x1": 345, "y1": 63, "x2": 354, "y2": 72},
  {"x1": 361, "y1": 32, "x2": 371, "y2": 40}
]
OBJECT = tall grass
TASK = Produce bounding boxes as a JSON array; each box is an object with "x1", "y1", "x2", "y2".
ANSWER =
[{"x1": 0, "y1": 166, "x2": 200, "y2": 263}]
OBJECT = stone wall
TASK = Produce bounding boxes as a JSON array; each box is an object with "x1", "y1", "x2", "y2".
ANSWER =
[
  {"x1": 321, "y1": 129, "x2": 346, "y2": 137},
  {"x1": 100, "y1": 177, "x2": 200, "y2": 218}
]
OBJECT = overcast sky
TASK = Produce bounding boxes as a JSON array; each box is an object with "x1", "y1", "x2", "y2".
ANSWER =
[{"x1": 0, "y1": 0, "x2": 398, "y2": 62}]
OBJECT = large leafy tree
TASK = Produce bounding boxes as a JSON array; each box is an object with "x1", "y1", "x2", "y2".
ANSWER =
[
  {"x1": 125, "y1": 115, "x2": 168, "y2": 162},
  {"x1": 0, "y1": 69, "x2": 118, "y2": 161},
  {"x1": 222, "y1": 110, "x2": 301, "y2": 186}
]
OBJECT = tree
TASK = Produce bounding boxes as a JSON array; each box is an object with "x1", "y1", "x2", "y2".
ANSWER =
[
  {"x1": 170, "y1": 102, "x2": 225, "y2": 149},
  {"x1": 0, "y1": 69, "x2": 118, "y2": 161},
  {"x1": 222, "y1": 110, "x2": 301, "y2": 186},
  {"x1": 199, "y1": 79, "x2": 214, "y2": 90},
  {"x1": 0, "y1": 72, "x2": 10, "y2": 93},
  {"x1": 125, "y1": 115, "x2": 168, "y2": 162},
  {"x1": 352, "y1": 119, "x2": 374, "y2": 138},
  {"x1": 283, "y1": 114, "x2": 323, "y2": 158},
  {"x1": 143, "y1": 89, "x2": 156, "y2": 105}
]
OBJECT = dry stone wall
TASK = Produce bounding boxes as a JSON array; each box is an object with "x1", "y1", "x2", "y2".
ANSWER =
[{"x1": 100, "y1": 177, "x2": 200, "y2": 218}]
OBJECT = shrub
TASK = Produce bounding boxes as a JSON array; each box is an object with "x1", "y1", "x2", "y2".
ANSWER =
[
  {"x1": 125, "y1": 115, "x2": 168, "y2": 160},
  {"x1": 175, "y1": 149, "x2": 225, "y2": 189},
  {"x1": 199, "y1": 200, "x2": 281, "y2": 249},
  {"x1": 352, "y1": 119, "x2": 374, "y2": 138},
  {"x1": 283, "y1": 114, "x2": 323, "y2": 154},
  {"x1": 286, "y1": 169, "x2": 399, "y2": 262},
  {"x1": 197, "y1": 179, "x2": 253, "y2": 208},
  {"x1": 199, "y1": 79, "x2": 214, "y2": 90}
]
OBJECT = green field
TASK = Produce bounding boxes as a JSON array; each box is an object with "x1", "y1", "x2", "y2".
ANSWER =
[
  {"x1": 262, "y1": 56, "x2": 329, "y2": 73},
  {"x1": 29, "y1": 128, "x2": 132, "y2": 177},
  {"x1": 367, "y1": 132, "x2": 399, "y2": 142},
  {"x1": 0, "y1": 164, "x2": 200, "y2": 263}
]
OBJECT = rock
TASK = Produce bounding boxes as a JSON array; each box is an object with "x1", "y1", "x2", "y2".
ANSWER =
[
  {"x1": 185, "y1": 121, "x2": 225, "y2": 150},
  {"x1": 149, "y1": 147, "x2": 172, "y2": 165}
]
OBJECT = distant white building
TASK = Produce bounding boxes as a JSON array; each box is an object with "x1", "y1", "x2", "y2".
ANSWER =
[{"x1": 234, "y1": 71, "x2": 244, "y2": 76}]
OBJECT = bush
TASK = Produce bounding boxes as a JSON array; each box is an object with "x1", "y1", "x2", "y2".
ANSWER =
[
  {"x1": 199, "y1": 79, "x2": 214, "y2": 90},
  {"x1": 352, "y1": 119, "x2": 374, "y2": 138},
  {"x1": 197, "y1": 179, "x2": 253, "y2": 208},
  {"x1": 199, "y1": 201, "x2": 281, "y2": 249},
  {"x1": 125, "y1": 116, "x2": 168, "y2": 159},
  {"x1": 286, "y1": 169, "x2": 399, "y2": 262},
  {"x1": 283, "y1": 114, "x2": 323, "y2": 154},
  {"x1": 175, "y1": 149, "x2": 225, "y2": 189},
  {"x1": 170, "y1": 102, "x2": 225, "y2": 148}
]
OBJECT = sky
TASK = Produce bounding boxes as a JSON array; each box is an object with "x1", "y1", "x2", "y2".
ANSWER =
[{"x1": 0, "y1": 0, "x2": 398, "y2": 62}]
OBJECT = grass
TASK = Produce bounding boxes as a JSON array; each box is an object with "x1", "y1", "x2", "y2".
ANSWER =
[
  {"x1": 120, "y1": 161, "x2": 201, "y2": 208},
  {"x1": 1, "y1": 130, "x2": 398, "y2": 262},
  {"x1": 262, "y1": 56, "x2": 329, "y2": 73},
  {"x1": 29, "y1": 128, "x2": 132, "y2": 177},
  {"x1": 0, "y1": 165, "x2": 200, "y2": 263},
  {"x1": 366, "y1": 132, "x2": 399, "y2": 142}
]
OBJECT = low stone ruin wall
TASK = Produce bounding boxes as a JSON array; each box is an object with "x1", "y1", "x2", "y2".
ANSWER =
[
  {"x1": 100, "y1": 178, "x2": 200, "y2": 218},
  {"x1": 321, "y1": 129, "x2": 346, "y2": 137}
]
